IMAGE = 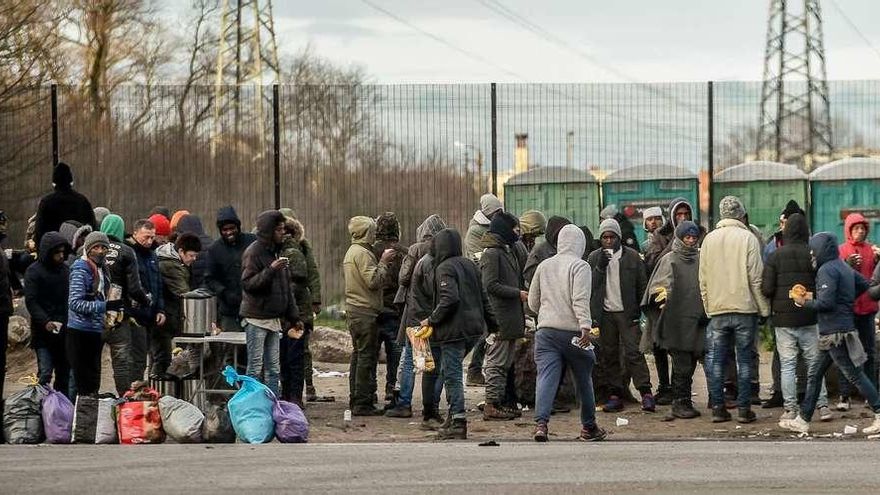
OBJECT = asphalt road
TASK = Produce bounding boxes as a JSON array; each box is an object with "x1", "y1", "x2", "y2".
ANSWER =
[{"x1": 2, "y1": 440, "x2": 879, "y2": 494}]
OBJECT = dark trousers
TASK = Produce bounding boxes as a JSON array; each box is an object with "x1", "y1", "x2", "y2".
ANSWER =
[
  {"x1": 303, "y1": 321, "x2": 315, "y2": 390},
  {"x1": 280, "y1": 333, "x2": 305, "y2": 403},
  {"x1": 149, "y1": 325, "x2": 174, "y2": 377},
  {"x1": 598, "y1": 312, "x2": 652, "y2": 396},
  {"x1": 0, "y1": 315, "x2": 7, "y2": 400},
  {"x1": 654, "y1": 345, "x2": 671, "y2": 393},
  {"x1": 103, "y1": 323, "x2": 132, "y2": 395},
  {"x1": 468, "y1": 333, "x2": 487, "y2": 374},
  {"x1": 803, "y1": 337, "x2": 880, "y2": 421},
  {"x1": 422, "y1": 343, "x2": 444, "y2": 415},
  {"x1": 36, "y1": 340, "x2": 72, "y2": 399},
  {"x1": 66, "y1": 328, "x2": 104, "y2": 396},
  {"x1": 670, "y1": 350, "x2": 700, "y2": 401},
  {"x1": 130, "y1": 321, "x2": 149, "y2": 385},
  {"x1": 377, "y1": 313, "x2": 402, "y2": 392},
  {"x1": 840, "y1": 313, "x2": 877, "y2": 397},
  {"x1": 347, "y1": 311, "x2": 379, "y2": 408}
]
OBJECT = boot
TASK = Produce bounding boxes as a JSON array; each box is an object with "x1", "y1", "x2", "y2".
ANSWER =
[
  {"x1": 737, "y1": 407, "x2": 757, "y2": 424},
  {"x1": 305, "y1": 385, "x2": 318, "y2": 402},
  {"x1": 483, "y1": 403, "x2": 516, "y2": 421},
  {"x1": 762, "y1": 390, "x2": 784, "y2": 409},
  {"x1": 384, "y1": 404, "x2": 412, "y2": 418},
  {"x1": 654, "y1": 387, "x2": 673, "y2": 406},
  {"x1": 436, "y1": 418, "x2": 468, "y2": 440},
  {"x1": 712, "y1": 405, "x2": 732, "y2": 423},
  {"x1": 672, "y1": 398, "x2": 701, "y2": 419},
  {"x1": 749, "y1": 383, "x2": 762, "y2": 406}
]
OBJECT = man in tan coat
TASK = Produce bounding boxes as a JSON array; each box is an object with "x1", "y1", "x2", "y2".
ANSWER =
[{"x1": 343, "y1": 216, "x2": 394, "y2": 416}]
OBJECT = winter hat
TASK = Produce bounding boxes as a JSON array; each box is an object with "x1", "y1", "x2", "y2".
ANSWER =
[
  {"x1": 375, "y1": 212, "x2": 400, "y2": 241},
  {"x1": 279, "y1": 207, "x2": 297, "y2": 220},
  {"x1": 643, "y1": 206, "x2": 663, "y2": 220},
  {"x1": 781, "y1": 199, "x2": 806, "y2": 220},
  {"x1": 348, "y1": 216, "x2": 376, "y2": 244},
  {"x1": 149, "y1": 214, "x2": 171, "y2": 237},
  {"x1": 675, "y1": 220, "x2": 700, "y2": 240},
  {"x1": 479, "y1": 194, "x2": 503, "y2": 218},
  {"x1": 170, "y1": 210, "x2": 190, "y2": 232},
  {"x1": 719, "y1": 196, "x2": 747, "y2": 220},
  {"x1": 598, "y1": 218, "x2": 622, "y2": 239},
  {"x1": 83, "y1": 231, "x2": 110, "y2": 253},
  {"x1": 93, "y1": 207, "x2": 110, "y2": 226},
  {"x1": 52, "y1": 162, "x2": 73, "y2": 188},
  {"x1": 489, "y1": 211, "x2": 520, "y2": 246},
  {"x1": 600, "y1": 204, "x2": 619, "y2": 220},
  {"x1": 100, "y1": 214, "x2": 125, "y2": 242},
  {"x1": 519, "y1": 210, "x2": 547, "y2": 236}
]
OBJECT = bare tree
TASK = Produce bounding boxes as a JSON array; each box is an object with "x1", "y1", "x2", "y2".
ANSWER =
[{"x1": 175, "y1": 0, "x2": 219, "y2": 136}]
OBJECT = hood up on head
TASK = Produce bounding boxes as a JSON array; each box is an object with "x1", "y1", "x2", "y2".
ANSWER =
[
  {"x1": 416, "y1": 214, "x2": 446, "y2": 242},
  {"x1": 216, "y1": 205, "x2": 242, "y2": 231},
  {"x1": 348, "y1": 216, "x2": 376, "y2": 244},
  {"x1": 844, "y1": 213, "x2": 870, "y2": 245},
  {"x1": 100, "y1": 214, "x2": 125, "y2": 242},
  {"x1": 782, "y1": 212, "x2": 810, "y2": 244},
  {"x1": 810, "y1": 232, "x2": 841, "y2": 267},
  {"x1": 256, "y1": 210, "x2": 285, "y2": 243},
  {"x1": 52, "y1": 162, "x2": 73, "y2": 189},
  {"x1": 545, "y1": 216, "x2": 572, "y2": 249},
  {"x1": 556, "y1": 224, "x2": 586, "y2": 259},
  {"x1": 431, "y1": 228, "x2": 462, "y2": 267},
  {"x1": 38, "y1": 231, "x2": 71, "y2": 264}
]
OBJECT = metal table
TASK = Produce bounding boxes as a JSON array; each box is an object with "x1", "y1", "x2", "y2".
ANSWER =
[{"x1": 172, "y1": 332, "x2": 247, "y2": 409}]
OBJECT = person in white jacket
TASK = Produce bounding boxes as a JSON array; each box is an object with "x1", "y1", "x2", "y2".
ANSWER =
[
  {"x1": 699, "y1": 196, "x2": 771, "y2": 425},
  {"x1": 528, "y1": 224, "x2": 606, "y2": 443}
]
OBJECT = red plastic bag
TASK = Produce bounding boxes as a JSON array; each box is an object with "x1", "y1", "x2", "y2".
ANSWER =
[{"x1": 117, "y1": 386, "x2": 165, "y2": 444}]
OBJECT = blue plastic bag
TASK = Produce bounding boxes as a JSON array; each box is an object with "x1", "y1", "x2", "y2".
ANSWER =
[
  {"x1": 273, "y1": 400, "x2": 309, "y2": 443},
  {"x1": 42, "y1": 387, "x2": 74, "y2": 444},
  {"x1": 222, "y1": 366, "x2": 276, "y2": 444}
]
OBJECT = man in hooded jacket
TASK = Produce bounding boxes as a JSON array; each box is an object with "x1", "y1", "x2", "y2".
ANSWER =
[
  {"x1": 465, "y1": 193, "x2": 504, "y2": 261},
  {"x1": 372, "y1": 212, "x2": 408, "y2": 405},
  {"x1": 645, "y1": 197, "x2": 706, "y2": 275},
  {"x1": 34, "y1": 162, "x2": 97, "y2": 244},
  {"x1": 524, "y1": 216, "x2": 572, "y2": 289},
  {"x1": 206, "y1": 206, "x2": 257, "y2": 333},
  {"x1": 343, "y1": 216, "x2": 394, "y2": 415}
]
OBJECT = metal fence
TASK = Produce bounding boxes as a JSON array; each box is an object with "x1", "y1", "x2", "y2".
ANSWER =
[{"x1": 2, "y1": 81, "x2": 880, "y2": 301}]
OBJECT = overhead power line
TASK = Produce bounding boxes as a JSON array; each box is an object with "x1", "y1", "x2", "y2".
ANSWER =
[{"x1": 827, "y1": 0, "x2": 880, "y2": 64}]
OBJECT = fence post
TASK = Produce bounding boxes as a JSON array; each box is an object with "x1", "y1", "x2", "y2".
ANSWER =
[
  {"x1": 272, "y1": 84, "x2": 281, "y2": 210},
  {"x1": 490, "y1": 83, "x2": 498, "y2": 196},
  {"x1": 50, "y1": 84, "x2": 59, "y2": 167},
  {"x1": 707, "y1": 80, "x2": 715, "y2": 229}
]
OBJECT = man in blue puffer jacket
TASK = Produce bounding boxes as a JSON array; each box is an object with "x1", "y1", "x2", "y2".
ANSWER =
[
  {"x1": 68, "y1": 231, "x2": 121, "y2": 396},
  {"x1": 782, "y1": 232, "x2": 880, "y2": 435}
]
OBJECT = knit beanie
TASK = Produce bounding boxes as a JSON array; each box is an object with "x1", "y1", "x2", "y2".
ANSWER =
[
  {"x1": 600, "y1": 204, "x2": 619, "y2": 220},
  {"x1": 675, "y1": 220, "x2": 700, "y2": 240},
  {"x1": 519, "y1": 210, "x2": 547, "y2": 236},
  {"x1": 149, "y1": 214, "x2": 171, "y2": 237},
  {"x1": 598, "y1": 218, "x2": 622, "y2": 239},
  {"x1": 375, "y1": 212, "x2": 400, "y2": 241},
  {"x1": 719, "y1": 196, "x2": 747, "y2": 220},
  {"x1": 52, "y1": 162, "x2": 73, "y2": 188},
  {"x1": 99, "y1": 214, "x2": 125, "y2": 242},
  {"x1": 93, "y1": 207, "x2": 110, "y2": 226},
  {"x1": 479, "y1": 194, "x2": 503, "y2": 218},
  {"x1": 781, "y1": 199, "x2": 806, "y2": 219},
  {"x1": 170, "y1": 210, "x2": 190, "y2": 232},
  {"x1": 489, "y1": 211, "x2": 520, "y2": 246},
  {"x1": 643, "y1": 206, "x2": 663, "y2": 221},
  {"x1": 83, "y1": 231, "x2": 110, "y2": 253}
]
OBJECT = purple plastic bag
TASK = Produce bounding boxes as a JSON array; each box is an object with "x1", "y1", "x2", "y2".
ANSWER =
[
  {"x1": 272, "y1": 400, "x2": 309, "y2": 443},
  {"x1": 42, "y1": 388, "x2": 74, "y2": 444}
]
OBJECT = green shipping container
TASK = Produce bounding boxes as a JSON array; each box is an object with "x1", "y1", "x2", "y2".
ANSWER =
[
  {"x1": 713, "y1": 161, "x2": 808, "y2": 238},
  {"x1": 602, "y1": 164, "x2": 699, "y2": 246},
  {"x1": 504, "y1": 166, "x2": 601, "y2": 230},
  {"x1": 810, "y1": 158, "x2": 880, "y2": 245}
]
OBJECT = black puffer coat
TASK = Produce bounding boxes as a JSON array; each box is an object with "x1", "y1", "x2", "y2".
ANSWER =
[
  {"x1": 761, "y1": 213, "x2": 817, "y2": 328},
  {"x1": 240, "y1": 211, "x2": 299, "y2": 325}
]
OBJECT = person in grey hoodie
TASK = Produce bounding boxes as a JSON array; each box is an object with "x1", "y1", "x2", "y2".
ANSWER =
[{"x1": 528, "y1": 224, "x2": 606, "y2": 442}]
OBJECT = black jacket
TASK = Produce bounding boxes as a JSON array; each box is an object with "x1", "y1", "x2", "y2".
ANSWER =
[
  {"x1": 523, "y1": 216, "x2": 571, "y2": 289},
  {"x1": 105, "y1": 237, "x2": 150, "y2": 310},
  {"x1": 240, "y1": 211, "x2": 299, "y2": 325},
  {"x1": 761, "y1": 213, "x2": 817, "y2": 328},
  {"x1": 480, "y1": 233, "x2": 525, "y2": 340},
  {"x1": 176, "y1": 214, "x2": 213, "y2": 288},
  {"x1": 24, "y1": 233, "x2": 71, "y2": 348},
  {"x1": 206, "y1": 206, "x2": 257, "y2": 317},
  {"x1": 587, "y1": 246, "x2": 647, "y2": 324},
  {"x1": 126, "y1": 238, "x2": 165, "y2": 325},
  {"x1": 373, "y1": 238, "x2": 408, "y2": 316},
  {"x1": 402, "y1": 253, "x2": 436, "y2": 329},
  {"x1": 0, "y1": 240, "x2": 12, "y2": 316},
  {"x1": 34, "y1": 185, "x2": 97, "y2": 245},
  {"x1": 427, "y1": 229, "x2": 498, "y2": 344}
]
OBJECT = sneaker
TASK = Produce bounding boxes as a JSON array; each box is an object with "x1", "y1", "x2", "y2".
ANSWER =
[
  {"x1": 836, "y1": 396, "x2": 851, "y2": 411},
  {"x1": 578, "y1": 424, "x2": 607, "y2": 442},
  {"x1": 736, "y1": 408, "x2": 757, "y2": 424},
  {"x1": 712, "y1": 405, "x2": 732, "y2": 423},
  {"x1": 641, "y1": 393, "x2": 656, "y2": 413},
  {"x1": 778, "y1": 409, "x2": 797, "y2": 423},
  {"x1": 861, "y1": 413, "x2": 880, "y2": 434},
  {"x1": 654, "y1": 389, "x2": 673, "y2": 406},
  {"x1": 818, "y1": 406, "x2": 833, "y2": 422},
  {"x1": 534, "y1": 422, "x2": 549, "y2": 442},
  {"x1": 384, "y1": 405, "x2": 412, "y2": 418},
  {"x1": 466, "y1": 371, "x2": 485, "y2": 387},
  {"x1": 780, "y1": 415, "x2": 810, "y2": 434},
  {"x1": 483, "y1": 403, "x2": 516, "y2": 421},
  {"x1": 436, "y1": 418, "x2": 467, "y2": 440},
  {"x1": 602, "y1": 396, "x2": 624, "y2": 413},
  {"x1": 762, "y1": 391, "x2": 784, "y2": 409}
]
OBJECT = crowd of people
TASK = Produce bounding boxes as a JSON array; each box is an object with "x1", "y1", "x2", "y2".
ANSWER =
[{"x1": 3, "y1": 161, "x2": 880, "y2": 443}]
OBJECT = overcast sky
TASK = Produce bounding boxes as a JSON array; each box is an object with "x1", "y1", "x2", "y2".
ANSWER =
[{"x1": 258, "y1": 0, "x2": 880, "y2": 83}]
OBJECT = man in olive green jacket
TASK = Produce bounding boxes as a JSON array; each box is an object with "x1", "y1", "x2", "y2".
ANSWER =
[{"x1": 343, "y1": 216, "x2": 394, "y2": 416}]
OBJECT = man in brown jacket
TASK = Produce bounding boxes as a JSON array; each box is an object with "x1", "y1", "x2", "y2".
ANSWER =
[{"x1": 344, "y1": 216, "x2": 394, "y2": 416}]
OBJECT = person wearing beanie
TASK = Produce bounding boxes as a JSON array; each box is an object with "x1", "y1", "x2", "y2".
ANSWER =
[
  {"x1": 93, "y1": 207, "x2": 110, "y2": 227},
  {"x1": 699, "y1": 196, "x2": 770, "y2": 424},
  {"x1": 170, "y1": 210, "x2": 190, "y2": 233},
  {"x1": 149, "y1": 214, "x2": 172, "y2": 245},
  {"x1": 206, "y1": 206, "x2": 257, "y2": 333},
  {"x1": 641, "y1": 204, "x2": 673, "y2": 405},
  {"x1": 478, "y1": 211, "x2": 527, "y2": 421},
  {"x1": 100, "y1": 214, "x2": 153, "y2": 394},
  {"x1": 239, "y1": 211, "x2": 301, "y2": 397},
  {"x1": 587, "y1": 219, "x2": 652, "y2": 413},
  {"x1": 519, "y1": 210, "x2": 547, "y2": 253},
  {"x1": 67, "y1": 231, "x2": 115, "y2": 396},
  {"x1": 155, "y1": 233, "x2": 201, "y2": 380},
  {"x1": 465, "y1": 193, "x2": 504, "y2": 261},
  {"x1": 368, "y1": 212, "x2": 409, "y2": 413},
  {"x1": 641, "y1": 206, "x2": 665, "y2": 252},
  {"x1": 34, "y1": 162, "x2": 98, "y2": 245},
  {"x1": 601, "y1": 204, "x2": 639, "y2": 253},
  {"x1": 645, "y1": 197, "x2": 706, "y2": 275},
  {"x1": 149, "y1": 206, "x2": 172, "y2": 221},
  {"x1": 344, "y1": 215, "x2": 395, "y2": 415},
  {"x1": 641, "y1": 221, "x2": 707, "y2": 419}
]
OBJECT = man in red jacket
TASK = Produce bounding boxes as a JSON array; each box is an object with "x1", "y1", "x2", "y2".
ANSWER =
[{"x1": 837, "y1": 213, "x2": 879, "y2": 410}]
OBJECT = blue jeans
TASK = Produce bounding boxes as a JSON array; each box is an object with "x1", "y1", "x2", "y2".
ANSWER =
[
  {"x1": 534, "y1": 328, "x2": 598, "y2": 428},
  {"x1": 839, "y1": 313, "x2": 877, "y2": 397},
  {"x1": 440, "y1": 340, "x2": 468, "y2": 420},
  {"x1": 377, "y1": 314, "x2": 402, "y2": 391},
  {"x1": 422, "y1": 343, "x2": 444, "y2": 413},
  {"x1": 245, "y1": 323, "x2": 281, "y2": 397},
  {"x1": 397, "y1": 341, "x2": 414, "y2": 408},
  {"x1": 802, "y1": 335, "x2": 880, "y2": 422},
  {"x1": 705, "y1": 314, "x2": 758, "y2": 409},
  {"x1": 776, "y1": 326, "x2": 827, "y2": 411}
]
